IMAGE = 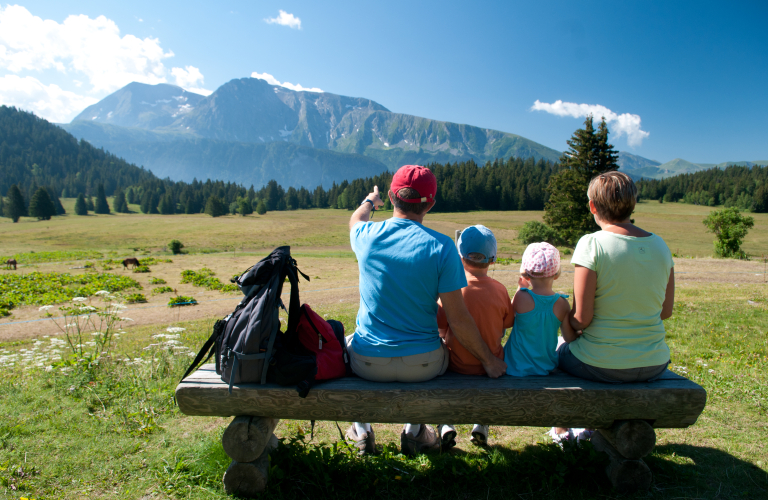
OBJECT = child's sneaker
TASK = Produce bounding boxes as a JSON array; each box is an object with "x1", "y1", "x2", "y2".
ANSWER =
[
  {"x1": 548, "y1": 427, "x2": 574, "y2": 448},
  {"x1": 470, "y1": 424, "x2": 489, "y2": 447},
  {"x1": 400, "y1": 425, "x2": 441, "y2": 456},
  {"x1": 438, "y1": 424, "x2": 457, "y2": 450},
  {"x1": 345, "y1": 424, "x2": 376, "y2": 455}
]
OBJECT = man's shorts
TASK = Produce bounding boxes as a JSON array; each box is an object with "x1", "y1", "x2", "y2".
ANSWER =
[{"x1": 345, "y1": 334, "x2": 448, "y2": 383}]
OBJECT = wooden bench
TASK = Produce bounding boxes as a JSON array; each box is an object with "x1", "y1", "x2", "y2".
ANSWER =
[{"x1": 176, "y1": 364, "x2": 706, "y2": 497}]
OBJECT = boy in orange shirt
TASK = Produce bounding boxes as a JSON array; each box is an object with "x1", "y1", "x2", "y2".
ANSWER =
[{"x1": 437, "y1": 225, "x2": 514, "y2": 448}]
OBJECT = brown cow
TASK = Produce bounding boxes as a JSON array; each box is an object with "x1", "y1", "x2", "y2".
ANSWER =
[
  {"x1": 5, "y1": 259, "x2": 16, "y2": 270},
  {"x1": 122, "y1": 258, "x2": 140, "y2": 269}
]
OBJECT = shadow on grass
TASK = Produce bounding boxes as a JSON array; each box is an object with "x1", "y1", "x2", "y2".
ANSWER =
[{"x1": 178, "y1": 434, "x2": 768, "y2": 500}]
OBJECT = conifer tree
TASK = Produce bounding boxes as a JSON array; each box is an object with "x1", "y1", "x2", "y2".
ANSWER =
[
  {"x1": 255, "y1": 200, "x2": 267, "y2": 215},
  {"x1": 46, "y1": 186, "x2": 66, "y2": 215},
  {"x1": 113, "y1": 189, "x2": 129, "y2": 213},
  {"x1": 94, "y1": 183, "x2": 110, "y2": 214},
  {"x1": 126, "y1": 187, "x2": 136, "y2": 204},
  {"x1": 543, "y1": 116, "x2": 618, "y2": 245},
  {"x1": 86, "y1": 196, "x2": 95, "y2": 211},
  {"x1": 74, "y1": 193, "x2": 88, "y2": 215},
  {"x1": 4, "y1": 184, "x2": 26, "y2": 222},
  {"x1": 204, "y1": 195, "x2": 226, "y2": 217},
  {"x1": 158, "y1": 193, "x2": 175, "y2": 214},
  {"x1": 29, "y1": 187, "x2": 56, "y2": 220}
]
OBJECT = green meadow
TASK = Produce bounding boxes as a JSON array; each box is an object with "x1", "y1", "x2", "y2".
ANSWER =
[{"x1": 1, "y1": 201, "x2": 767, "y2": 499}]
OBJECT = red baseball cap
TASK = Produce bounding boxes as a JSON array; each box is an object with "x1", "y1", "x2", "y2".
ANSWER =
[{"x1": 390, "y1": 165, "x2": 437, "y2": 203}]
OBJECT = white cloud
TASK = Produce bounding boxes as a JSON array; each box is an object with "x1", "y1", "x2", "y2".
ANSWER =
[
  {"x1": 531, "y1": 99, "x2": 650, "y2": 147},
  {"x1": 0, "y1": 5, "x2": 212, "y2": 121},
  {"x1": 0, "y1": 74, "x2": 98, "y2": 122},
  {"x1": 251, "y1": 71, "x2": 322, "y2": 93},
  {"x1": 264, "y1": 10, "x2": 301, "y2": 29},
  {"x1": 171, "y1": 65, "x2": 212, "y2": 95}
]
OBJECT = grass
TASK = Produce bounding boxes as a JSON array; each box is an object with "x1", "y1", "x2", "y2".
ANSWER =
[
  {"x1": 1, "y1": 205, "x2": 768, "y2": 498},
  {"x1": 2, "y1": 199, "x2": 767, "y2": 259}
]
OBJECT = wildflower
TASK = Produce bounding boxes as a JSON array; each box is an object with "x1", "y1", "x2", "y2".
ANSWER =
[
  {"x1": 45, "y1": 365, "x2": 53, "y2": 372},
  {"x1": 120, "y1": 317, "x2": 134, "y2": 321},
  {"x1": 39, "y1": 305, "x2": 54, "y2": 311},
  {"x1": 72, "y1": 297, "x2": 87, "y2": 302},
  {"x1": 166, "y1": 327, "x2": 186, "y2": 333},
  {"x1": 708, "y1": 369, "x2": 715, "y2": 374},
  {"x1": 111, "y1": 304, "x2": 128, "y2": 310},
  {"x1": 95, "y1": 290, "x2": 110, "y2": 296}
]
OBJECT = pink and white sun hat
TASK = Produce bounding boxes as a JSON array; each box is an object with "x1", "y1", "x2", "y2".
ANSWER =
[{"x1": 520, "y1": 242, "x2": 560, "y2": 278}]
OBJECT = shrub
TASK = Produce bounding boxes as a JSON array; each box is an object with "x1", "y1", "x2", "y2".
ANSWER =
[
  {"x1": 518, "y1": 221, "x2": 565, "y2": 246},
  {"x1": 168, "y1": 240, "x2": 184, "y2": 255},
  {"x1": 151, "y1": 286, "x2": 174, "y2": 295},
  {"x1": 703, "y1": 207, "x2": 755, "y2": 258},
  {"x1": 180, "y1": 268, "x2": 238, "y2": 293},
  {"x1": 255, "y1": 200, "x2": 267, "y2": 215},
  {"x1": 124, "y1": 293, "x2": 147, "y2": 303},
  {"x1": 149, "y1": 277, "x2": 167, "y2": 285},
  {"x1": 133, "y1": 266, "x2": 151, "y2": 273},
  {"x1": 168, "y1": 295, "x2": 197, "y2": 307}
]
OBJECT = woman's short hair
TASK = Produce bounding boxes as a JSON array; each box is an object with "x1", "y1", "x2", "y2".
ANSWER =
[{"x1": 587, "y1": 171, "x2": 637, "y2": 223}]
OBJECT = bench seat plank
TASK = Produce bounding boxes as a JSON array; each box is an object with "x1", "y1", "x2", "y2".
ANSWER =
[{"x1": 176, "y1": 364, "x2": 706, "y2": 428}]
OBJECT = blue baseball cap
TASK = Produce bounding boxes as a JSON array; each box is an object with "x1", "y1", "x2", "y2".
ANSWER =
[{"x1": 457, "y1": 225, "x2": 497, "y2": 263}]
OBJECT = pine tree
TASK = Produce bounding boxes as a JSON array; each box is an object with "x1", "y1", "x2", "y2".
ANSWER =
[
  {"x1": 543, "y1": 116, "x2": 619, "y2": 246},
  {"x1": 29, "y1": 187, "x2": 56, "y2": 220},
  {"x1": 94, "y1": 183, "x2": 110, "y2": 214},
  {"x1": 4, "y1": 184, "x2": 26, "y2": 222},
  {"x1": 255, "y1": 200, "x2": 267, "y2": 215},
  {"x1": 86, "y1": 196, "x2": 95, "y2": 211},
  {"x1": 0, "y1": 193, "x2": 4, "y2": 216},
  {"x1": 46, "y1": 186, "x2": 66, "y2": 215},
  {"x1": 204, "y1": 195, "x2": 226, "y2": 217},
  {"x1": 158, "y1": 193, "x2": 175, "y2": 214},
  {"x1": 74, "y1": 193, "x2": 88, "y2": 215},
  {"x1": 113, "y1": 189, "x2": 129, "y2": 213},
  {"x1": 126, "y1": 187, "x2": 136, "y2": 204}
]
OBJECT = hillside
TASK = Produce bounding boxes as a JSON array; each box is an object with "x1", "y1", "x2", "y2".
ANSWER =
[
  {"x1": 65, "y1": 79, "x2": 563, "y2": 185},
  {"x1": 0, "y1": 106, "x2": 155, "y2": 197}
]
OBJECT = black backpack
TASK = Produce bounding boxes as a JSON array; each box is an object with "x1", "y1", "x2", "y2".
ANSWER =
[{"x1": 181, "y1": 246, "x2": 309, "y2": 392}]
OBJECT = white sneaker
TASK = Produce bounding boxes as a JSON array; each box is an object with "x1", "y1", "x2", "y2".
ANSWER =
[
  {"x1": 438, "y1": 424, "x2": 457, "y2": 450},
  {"x1": 470, "y1": 424, "x2": 489, "y2": 447}
]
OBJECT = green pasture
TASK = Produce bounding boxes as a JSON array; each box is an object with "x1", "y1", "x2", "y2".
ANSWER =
[
  {"x1": 1, "y1": 199, "x2": 767, "y2": 258},
  {"x1": 1, "y1": 204, "x2": 768, "y2": 499}
]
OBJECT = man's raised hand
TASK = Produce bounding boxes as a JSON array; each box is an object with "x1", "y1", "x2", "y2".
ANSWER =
[{"x1": 367, "y1": 186, "x2": 385, "y2": 209}]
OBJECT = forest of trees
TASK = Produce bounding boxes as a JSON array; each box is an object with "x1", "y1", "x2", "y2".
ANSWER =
[
  {"x1": 2, "y1": 105, "x2": 767, "y2": 220},
  {"x1": 636, "y1": 164, "x2": 768, "y2": 213}
]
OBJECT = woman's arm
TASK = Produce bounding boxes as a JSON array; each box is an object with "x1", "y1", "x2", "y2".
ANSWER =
[
  {"x1": 660, "y1": 268, "x2": 675, "y2": 320},
  {"x1": 556, "y1": 297, "x2": 580, "y2": 343},
  {"x1": 569, "y1": 265, "x2": 596, "y2": 331}
]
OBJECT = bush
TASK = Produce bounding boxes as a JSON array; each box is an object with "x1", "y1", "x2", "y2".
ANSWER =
[
  {"x1": 124, "y1": 293, "x2": 147, "y2": 303},
  {"x1": 180, "y1": 268, "x2": 239, "y2": 293},
  {"x1": 518, "y1": 221, "x2": 565, "y2": 246},
  {"x1": 168, "y1": 295, "x2": 197, "y2": 307},
  {"x1": 168, "y1": 240, "x2": 184, "y2": 255},
  {"x1": 148, "y1": 277, "x2": 167, "y2": 285},
  {"x1": 255, "y1": 200, "x2": 267, "y2": 215},
  {"x1": 703, "y1": 207, "x2": 755, "y2": 258},
  {"x1": 151, "y1": 286, "x2": 174, "y2": 295},
  {"x1": 133, "y1": 265, "x2": 151, "y2": 273}
]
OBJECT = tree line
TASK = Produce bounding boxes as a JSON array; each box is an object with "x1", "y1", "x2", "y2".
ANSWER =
[{"x1": 636, "y1": 164, "x2": 768, "y2": 213}]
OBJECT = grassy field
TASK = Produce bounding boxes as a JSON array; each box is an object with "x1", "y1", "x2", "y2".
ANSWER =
[{"x1": 1, "y1": 203, "x2": 767, "y2": 499}]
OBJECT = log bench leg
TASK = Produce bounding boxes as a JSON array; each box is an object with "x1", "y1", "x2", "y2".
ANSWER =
[
  {"x1": 221, "y1": 416, "x2": 280, "y2": 497},
  {"x1": 223, "y1": 434, "x2": 278, "y2": 497},
  {"x1": 592, "y1": 420, "x2": 656, "y2": 493}
]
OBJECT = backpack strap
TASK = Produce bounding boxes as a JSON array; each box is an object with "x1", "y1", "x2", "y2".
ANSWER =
[{"x1": 179, "y1": 317, "x2": 227, "y2": 383}]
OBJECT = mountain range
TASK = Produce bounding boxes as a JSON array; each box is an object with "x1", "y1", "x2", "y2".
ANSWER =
[
  {"x1": 62, "y1": 79, "x2": 562, "y2": 188},
  {"x1": 60, "y1": 78, "x2": 765, "y2": 188}
]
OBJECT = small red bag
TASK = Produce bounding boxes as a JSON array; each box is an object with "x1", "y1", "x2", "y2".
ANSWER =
[{"x1": 295, "y1": 304, "x2": 349, "y2": 380}]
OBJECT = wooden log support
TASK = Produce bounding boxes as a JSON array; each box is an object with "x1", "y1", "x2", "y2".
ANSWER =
[
  {"x1": 591, "y1": 430, "x2": 652, "y2": 492},
  {"x1": 223, "y1": 433, "x2": 278, "y2": 498},
  {"x1": 222, "y1": 416, "x2": 280, "y2": 463},
  {"x1": 596, "y1": 419, "x2": 656, "y2": 459}
]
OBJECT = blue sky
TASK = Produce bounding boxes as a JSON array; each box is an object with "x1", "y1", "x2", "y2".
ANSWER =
[{"x1": 1, "y1": 1, "x2": 766, "y2": 163}]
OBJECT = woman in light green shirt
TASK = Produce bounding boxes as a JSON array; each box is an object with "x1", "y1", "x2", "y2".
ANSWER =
[{"x1": 558, "y1": 171, "x2": 675, "y2": 383}]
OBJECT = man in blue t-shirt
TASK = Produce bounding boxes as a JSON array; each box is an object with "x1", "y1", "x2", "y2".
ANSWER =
[{"x1": 345, "y1": 165, "x2": 507, "y2": 456}]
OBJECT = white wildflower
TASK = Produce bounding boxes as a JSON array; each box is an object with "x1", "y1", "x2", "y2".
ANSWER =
[
  {"x1": 111, "y1": 304, "x2": 128, "y2": 310},
  {"x1": 39, "y1": 305, "x2": 54, "y2": 311},
  {"x1": 120, "y1": 318, "x2": 133, "y2": 321},
  {"x1": 79, "y1": 305, "x2": 97, "y2": 312},
  {"x1": 72, "y1": 297, "x2": 87, "y2": 302},
  {"x1": 45, "y1": 366, "x2": 53, "y2": 372},
  {"x1": 95, "y1": 290, "x2": 110, "y2": 296},
  {"x1": 166, "y1": 327, "x2": 186, "y2": 333},
  {"x1": 708, "y1": 369, "x2": 715, "y2": 374}
]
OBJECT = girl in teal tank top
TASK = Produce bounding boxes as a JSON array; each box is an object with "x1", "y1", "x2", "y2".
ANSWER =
[
  {"x1": 504, "y1": 242, "x2": 577, "y2": 377},
  {"x1": 504, "y1": 289, "x2": 569, "y2": 376}
]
